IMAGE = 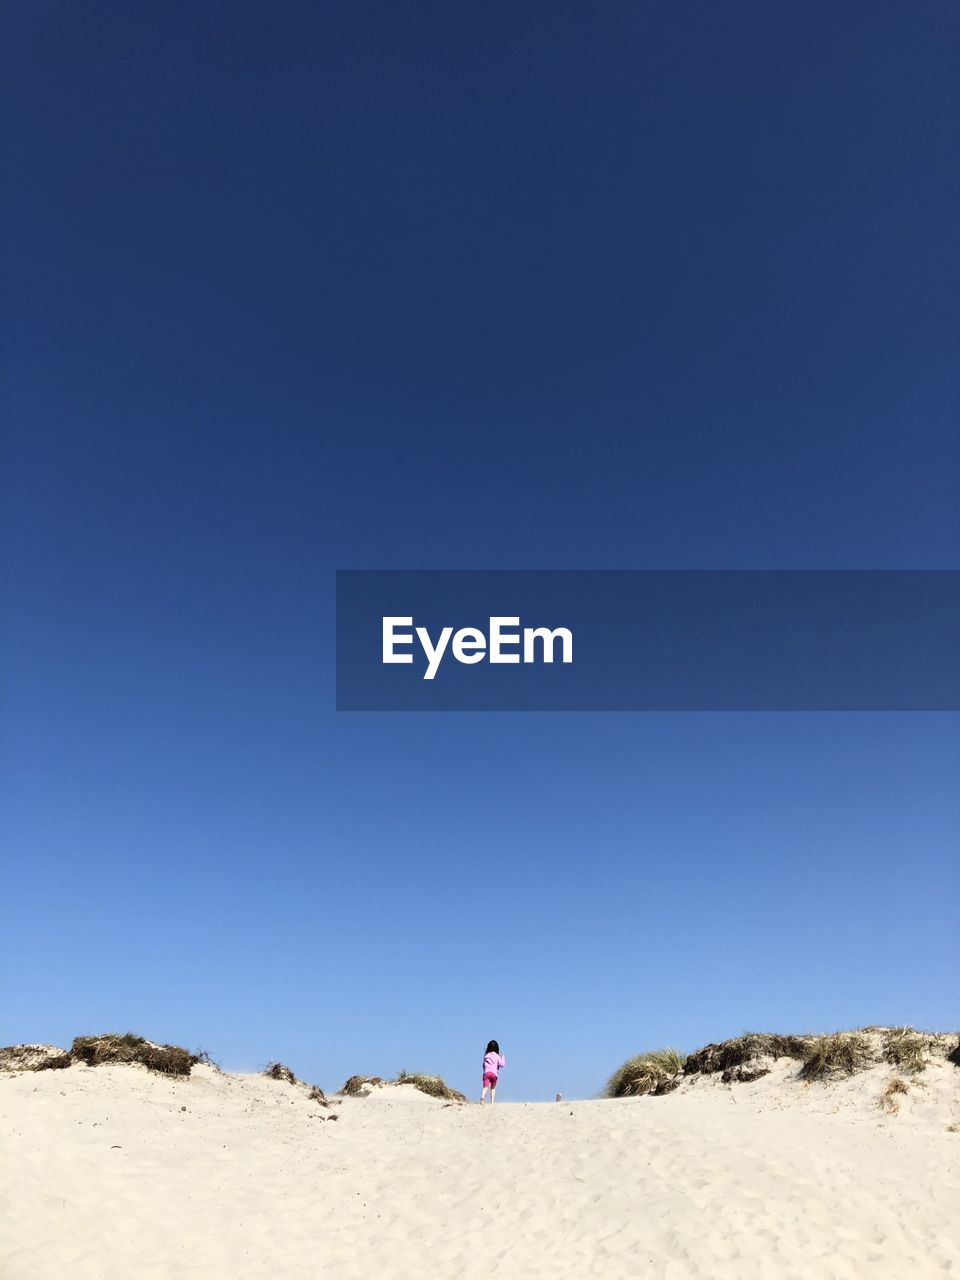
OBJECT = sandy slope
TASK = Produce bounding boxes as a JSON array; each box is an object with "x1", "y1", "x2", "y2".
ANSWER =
[{"x1": 1, "y1": 1059, "x2": 958, "y2": 1279}]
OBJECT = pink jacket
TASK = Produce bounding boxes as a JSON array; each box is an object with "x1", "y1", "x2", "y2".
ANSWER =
[{"x1": 482, "y1": 1051, "x2": 505, "y2": 1078}]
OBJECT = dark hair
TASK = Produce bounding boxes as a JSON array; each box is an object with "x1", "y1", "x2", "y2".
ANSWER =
[{"x1": 485, "y1": 1040, "x2": 500, "y2": 1054}]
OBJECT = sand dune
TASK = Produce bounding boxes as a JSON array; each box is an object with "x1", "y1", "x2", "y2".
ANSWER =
[{"x1": 2, "y1": 1046, "x2": 959, "y2": 1279}]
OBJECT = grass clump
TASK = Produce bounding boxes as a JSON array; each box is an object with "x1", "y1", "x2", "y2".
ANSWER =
[
  {"x1": 683, "y1": 1033, "x2": 809, "y2": 1080},
  {"x1": 70, "y1": 1033, "x2": 194, "y2": 1077},
  {"x1": 799, "y1": 1032, "x2": 872, "y2": 1081},
  {"x1": 339, "y1": 1071, "x2": 466, "y2": 1101},
  {"x1": 605, "y1": 1048, "x2": 686, "y2": 1098},
  {"x1": 0, "y1": 1044, "x2": 72, "y2": 1073},
  {"x1": 878, "y1": 1076, "x2": 909, "y2": 1115},
  {"x1": 883, "y1": 1028, "x2": 930, "y2": 1075},
  {"x1": 395, "y1": 1070, "x2": 467, "y2": 1103},
  {"x1": 339, "y1": 1074, "x2": 385, "y2": 1096},
  {"x1": 262, "y1": 1062, "x2": 298, "y2": 1085}
]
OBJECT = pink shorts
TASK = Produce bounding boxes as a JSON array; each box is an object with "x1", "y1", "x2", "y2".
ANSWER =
[{"x1": 482, "y1": 1072, "x2": 498, "y2": 1088}]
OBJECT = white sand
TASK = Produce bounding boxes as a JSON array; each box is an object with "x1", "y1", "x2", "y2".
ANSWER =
[{"x1": 2, "y1": 1058, "x2": 959, "y2": 1279}]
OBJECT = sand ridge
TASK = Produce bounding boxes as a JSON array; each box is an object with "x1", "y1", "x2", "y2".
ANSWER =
[{"x1": 1, "y1": 1053, "x2": 959, "y2": 1278}]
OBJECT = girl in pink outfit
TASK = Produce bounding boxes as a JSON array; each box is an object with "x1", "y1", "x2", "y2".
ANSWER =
[{"x1": 480, "y1": 1039, "x2": 505, "y2": 1104}]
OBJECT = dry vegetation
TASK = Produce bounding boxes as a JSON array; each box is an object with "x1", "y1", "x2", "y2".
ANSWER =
[
  {"x1": 878, "y1": 1076, "x2": 910, "y2": 1115},
  {"x1": 610, "y1": 1026, "x2": 960, "y2": 1097},
  {"x1": 605, "y1": 1049, "x2": 686, "y2": 1098},
  {"x1": 262, "y1": 1062, "x2": 298, "y2": 1084},
  {"x1": 70, "y1": 1034, "x2": 194, "y2": 1076},
  {"x1": 2, "y1": 1034, "x2": 214, "y2": 1079},
  {"x1": 799, "y1": 1032, "x2": 873, "y2": 1080},
  {"x1": 683, "y1": 1034, "x2": 809, "y2": 1083},
  {"x1": 395, "y1": 1071, "x2": 467, "y2": 1102},
  {"x1": 339, "y1": 1074, "x2": 385, "y2": 1096},
  {"x1": 338, "y1": 1071, "x2": 466, "y2": 1101},
  {"x1": 262, "y1": 1061, "x2": 335, "y2": 1108},
  {"x1": 882, "y1": 1028, "x2": 931, "y2": 1075},
  {"x1": 0, "y1": 1045, "x2": 72, "y2": 1073}
]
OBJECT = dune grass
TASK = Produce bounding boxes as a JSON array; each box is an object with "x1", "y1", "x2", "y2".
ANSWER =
[
  {"x1": 0, "y1": 1044, "x2": 72, "y2": 1072},
  {"x1": 339, "y1": 1071, "x2": 466, "y2": 1101},
  {"x1": 262, "y1": 1062, "x2": 298, "y2": 1084},
  {"x1": 339, "y1": 1074, "x2": 385, "y2": 1096},
  {"x1": 882, "y1": 1028, "x2": 930, "y2": 1075},
  {"x1": 605, "y1": 1048, "x2": 686, "y2": 1098},
  {"x1": 878, "y1": 1075, "x2": 910, "y2": 1114},
  {"x1": 606, "y1": 1026, "x2": 960, "y2": 1095},
  {"x1": 683, "y1": 1033, "x2": 809, "y2": 1079},
  {"x1": 799, "y1": 1032, "x2": 873, "y2": 1081},
  {"x1": 70, "y1": 1033, "x2": 194, "y2": 1077},
  {"x1": 262, "y1": 1061, "x2": 337, "y2": 1106},
  {"x1": 395, "y1": 1070, "x2": 467, "y2": 1102}
]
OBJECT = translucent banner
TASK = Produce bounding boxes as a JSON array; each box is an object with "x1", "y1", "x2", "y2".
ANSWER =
[{"x1": 336, "y1": 571, "x2": 960, "y2": 711}]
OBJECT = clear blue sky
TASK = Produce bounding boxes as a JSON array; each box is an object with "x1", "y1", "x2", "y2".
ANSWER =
[{"x1": 2, "y1": 1, "x2": 957, "y2": 1100}]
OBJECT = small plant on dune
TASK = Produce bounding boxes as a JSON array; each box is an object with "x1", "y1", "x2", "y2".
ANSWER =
[
  {"x1": 605, "y1": 1048, "x2": 686, "y2": 1098},
  {"x1": 883, "y1": 1028, "x2": 929, "y2": 1075},
  {"x1": 878, "y1": 1076, "x2": 909, "y2": 1115},
  {"x1": 262, "y1": 1062, "x2": 298, "y2": 1084},
  {"x1": 339, "y1": 1074, "x2": 385, "y2": 1096},
  {"x1": 70, "y1": 1034, "x2": 194, "y2": 1077},
  {"x1": 395, "y1": 1070, "x2": 467, "y2": 1103},
  {"x1": 799, "y1": 1032, "x2": 873, "y2": 1081}
]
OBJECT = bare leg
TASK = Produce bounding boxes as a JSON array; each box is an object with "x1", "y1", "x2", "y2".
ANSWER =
[
  {"x1": 479, "y1": 1084, "x2": 488, "y2": 1104},
  {"x1": 490, "y1": 1082, "x2": 497, "y2": 1105}
]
